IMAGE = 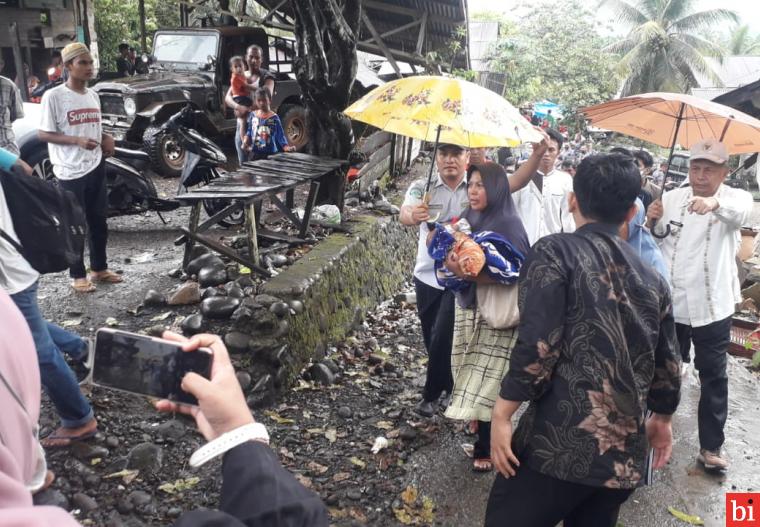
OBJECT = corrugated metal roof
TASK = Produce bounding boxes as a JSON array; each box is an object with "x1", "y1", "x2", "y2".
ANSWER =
[
  {"x1": 249, "y1": 0, "x2": 469, "y2": 69},
  {"x1": 469, "y1": 20, "x2": 498, "y2": 72},
  {"x1": 690, "y1": 87, "x2": 734, "y2": 100},
  {"x1": 694, "y1": 56, "x2": 760, "y2": 89}
]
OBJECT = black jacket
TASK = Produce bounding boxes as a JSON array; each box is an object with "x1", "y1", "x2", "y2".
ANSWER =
[{"x1": 175, "y1": 441, "x2": 329, "y2": 526}]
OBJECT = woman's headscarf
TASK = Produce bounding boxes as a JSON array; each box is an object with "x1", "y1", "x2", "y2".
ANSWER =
[
  {"x1": 462, "y1": 163, "x2": 529, "y2": 256},
  {"x1": 0, "y1": 290, "x2": 80, "y2": 526},
  {"x1": 454, "y1": 163, "x2": 529, "y2": 308}
]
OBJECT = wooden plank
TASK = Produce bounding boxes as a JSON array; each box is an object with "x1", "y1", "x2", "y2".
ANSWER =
[
  {"x1": 300, "y1": 180, "x2": 320, "y2": 238},
  {"x1": 244, "y1": 202, "x2": 260, "y2": 268},
  {"x1": 182, "y1": 203, "x2": 202, "y2": 269},
  {"x1": 258, "y1": 229, "x2": 307, "y2": 244}
]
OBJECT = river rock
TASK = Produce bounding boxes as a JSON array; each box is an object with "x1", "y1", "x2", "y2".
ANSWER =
[
  {"x1": 254, "y1": 294, "x2": 280, "y2": 307},
  {"x1": 322, "y1": 358, "x2": 340, "y2": 374},
  {"x1": 143, "y1": 289, "x2": 166, "y2": 307},
  {"x1": 186, "y1": 253, "x2": 223, "y2": 276},
  {"x1": 168, "y1": 282, "x2": 201, "y2": 305},
  {"x1": 224, "y1": 331, "x2": 251, "y2": 354},
  {"x1": 126, "y1": 442, "x2": 163, "y2": 472},
  {"x1": 202, "y1": 286, "x2": 225, "y2": 300},
  {"x1": 167, "y1": 268, "x2": 183, "y2": 279},
  {"x1": 199, "y1": 266, "x2": 228, "y2": 288},
  {"x1": 156, "y1": 419, "x2": 185, "y2": 441},
  {"x1": 289, "y1": 300, "x2": 304, "y2": 313},
  {"x1": 33, "y1": 489, "x2": 69, "y2": 509},
  {"x1": 188, "y1": 245, "x2": 210, "y2": 260},
  {"x1": 399, "y1": 425, "x2": 417, "y2": 441},
  {"x1": 337, "y1": 406, "x2": 352, "y2": 419},
  {"x1": 201, "y1": 297, "x2": 241, "y2": 319},
  {"x1": 374, "y1": 200, "x2": 400, "y2": 215},
  {"x1": 309, "y1": 363, "x2": 335, "y2": 386},
  {"x1": 72, "y1": 492, "x2": 98, "y2": 512},
  {"x1": 345, "y1": 197, "x2": 360, "y2": 207},
  {"x1": 270, "y1": 254, "x2": 288, "y2": 267},
  {"x1": 235, "y1": 276, "x2": 255, "y2": 289},
  {"x1": 270, "y1": 301, "x2": 290, "y2": 317},
  {"x1": 236, "y1": 371, "x2": 252, "y2": 390},
  {"x1": 128, "y1": 490, "x2": 153, "y2": 507},
  {"x1": 227, "y1": 285, "x2": 245, "y2": 299},
  {"x1": 180, "y1": 314, "x2": 205, "y2": 335},
  {"x1": 72, "y1": 442, "x2": 109, "y2": 461}
]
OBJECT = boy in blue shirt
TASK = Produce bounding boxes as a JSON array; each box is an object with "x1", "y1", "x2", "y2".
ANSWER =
[{"x1": 242, "y1": 87, "x2": 294, "y2": 160}]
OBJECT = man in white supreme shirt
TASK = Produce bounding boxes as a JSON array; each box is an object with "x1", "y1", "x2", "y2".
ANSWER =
[
  {"x1": 511, "y1": 128, "x2": 575, "y2": 245},
  {"x1": 648, "y1": 139, "x2": 752, "y2": 471}
]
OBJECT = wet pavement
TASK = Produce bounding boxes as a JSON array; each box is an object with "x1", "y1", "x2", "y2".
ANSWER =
[{"x1": 408, "y1": 359, "x2": 760, "y2": 527}]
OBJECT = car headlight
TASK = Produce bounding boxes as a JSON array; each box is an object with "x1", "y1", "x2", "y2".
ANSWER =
[{"x1": 124, "y1": 98, "x2": 136, "y2": 116}]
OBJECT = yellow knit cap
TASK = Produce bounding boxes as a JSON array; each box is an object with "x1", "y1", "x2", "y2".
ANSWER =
[{"x1": 61, "y1": 42, "x2": 90, "y2": 64}]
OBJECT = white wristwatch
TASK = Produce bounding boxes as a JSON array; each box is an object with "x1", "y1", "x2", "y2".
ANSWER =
[{"x1": 190, "y1": 422, "x2": 270, "y2": 468}]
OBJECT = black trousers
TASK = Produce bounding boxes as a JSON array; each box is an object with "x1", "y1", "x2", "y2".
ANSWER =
[
  {"x1": 675, "y1": 316, "x2": 731, "y2": 451},
  {"x1": 485, "y1": 467, "x2": 633, "y2": 527},
  {"x1": 414, "y1": 277, "x2": 454, "y2": 402},
  {"x1": 59, "y1": 161, "x2": 108, "y2": 279}
]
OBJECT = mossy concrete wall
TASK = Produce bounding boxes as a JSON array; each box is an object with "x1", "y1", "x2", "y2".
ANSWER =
[{"x1": 261, "y1": 214, "x2": 416, "y2": 384}]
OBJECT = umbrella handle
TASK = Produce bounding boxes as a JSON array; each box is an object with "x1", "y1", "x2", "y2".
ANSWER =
[{"x1": 422, "y1": 192, "x2": 441, "y2": 222}]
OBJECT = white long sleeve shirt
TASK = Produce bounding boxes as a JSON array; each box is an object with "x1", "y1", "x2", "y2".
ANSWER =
[
  {"x1": 512, "y1": 169, "x2": 575, "y2": 245},
  {"x1": 655, "y1": 184, "x2": 753, "y2": 327}
]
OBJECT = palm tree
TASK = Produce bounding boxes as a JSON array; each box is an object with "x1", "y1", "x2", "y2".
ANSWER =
[
  {"x1": 728, "y1": 24, "x2": 760, "y2": 55},
  {"x1": 602, "y1": 0, "x2": 738, "y2": 96}
]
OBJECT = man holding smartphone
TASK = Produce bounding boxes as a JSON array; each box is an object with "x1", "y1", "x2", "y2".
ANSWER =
[{"x1": 38, "y1": 42, "x2": 121, "y2": 293}]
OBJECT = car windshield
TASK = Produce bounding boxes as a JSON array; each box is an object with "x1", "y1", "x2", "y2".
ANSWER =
[{"x1": 153, "y1": 33, "x2": 218, "y2": 65}]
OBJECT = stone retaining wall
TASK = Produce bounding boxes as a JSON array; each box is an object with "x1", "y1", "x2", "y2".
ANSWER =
[{"x1": 228, "y1": 214, "x2": 417, "y2": 407}]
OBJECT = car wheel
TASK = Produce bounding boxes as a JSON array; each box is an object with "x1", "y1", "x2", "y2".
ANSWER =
[
  {"x1": 24, "y1": 147, "x2": 58, "y2": 183},
  {"x1": 202, "y1": 199, "x2": 245, "y2": 228},
  {"x1": 143, "y1": 126, "x2": 185, "y2": 178},
  {"x1": 279, "y1": 104, "x2": 310, "y2": 151}
]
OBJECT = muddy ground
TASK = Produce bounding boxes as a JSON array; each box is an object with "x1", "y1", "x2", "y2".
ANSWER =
[{"x1": 31, "y1": 171, "x2": 760, "y2": 526}]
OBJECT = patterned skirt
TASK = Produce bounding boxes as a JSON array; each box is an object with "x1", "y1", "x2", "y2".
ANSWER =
[{"x1": 444, "y1": 305, "x2": 518, "y2": 422}]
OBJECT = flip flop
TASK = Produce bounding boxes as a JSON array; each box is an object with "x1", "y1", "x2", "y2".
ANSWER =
[
  {"x1": 89, "y1": 270, "x2": 123, "y2": 283},
  {"x1": 72, "y1": 281, "x2": 96, "y2": 293},
  {"x1": 473, "y1": 457, "x2": 493, "y2": 473},
  {"x1": 41, "y1": 429, "x2": 97, "y2": 448}
]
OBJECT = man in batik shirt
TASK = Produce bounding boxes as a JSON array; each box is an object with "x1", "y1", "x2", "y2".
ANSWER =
[{"x1": 486, "y1": 154, "x2": 681, "y2": 527}]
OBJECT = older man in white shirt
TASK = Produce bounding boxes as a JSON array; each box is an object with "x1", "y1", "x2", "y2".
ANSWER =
[
  {"x1": 648, "y1": 139, "x2": 752, "y2": 471},
  {"x1": 511, "y1": 128, "x2": 575, "y2": 245}
]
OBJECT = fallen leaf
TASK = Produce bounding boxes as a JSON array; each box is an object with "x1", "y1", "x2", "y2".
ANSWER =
[
  {"x1": 333, "y1": 472, "x2": 351, "y2": 482},
  {"x1": 387, "y1": 428, "x2": 401, "y2": 439},
  {"x1": 294, "y1": 473, "x2": 312, "y2": 488},
  {"x1": 328, "y1": 507, "x2": 348, "y2": 519},
  {"x1": 104, "y1": 469, "x2": 139, "y2": 484},
  {"x1": 401, "y1": 486, "x2": 418, "y2": 506},
  {"x1": 349, "y1": 456, "x2": 366, "y2": 469},
  {"x1": 61, "y1": 319, "x2": 82, "y2": 327},
  {"x1": 279, "y1": 447, "x2": 295, "y2": 460},
  {"x1": 306, "y1": 428, "x2": 324, "y2": 434},
  {"x1": 325, "y1": 428, "x2": 337, "y2": 443},
  {"x1": 667, "y1": 507, "x2": 704, "y2": 525},
  {"x1": 264, "y1": 410, "x2": 295, "y2": 425},
  {"x1": 150, "y1": 311, "x2": 173, "y2": 322},
  {"x1": 158, "y1": 477, "x2": 200, "y2": 494},
  {"x1": 371, "y1": 436, "x2": 389, "y2": 454},
  {"x1": 90, "y1": 457, "x2": 102, "y2": 465},
  {"x1": 239, "y1": 266, "x2": 252, "y2": 275},
  {"x1": 307, "y1": 461, "x2": 328, "y2": 474},
  {"x1": 105, "y1": 317, "x2": 119, "y2": 327},
  {"x1": 375, "y1": 421, "x2": 394, "y2": 430},
  {"x1": 349, "y1": 507, "x2": 368, "y2": 523}
]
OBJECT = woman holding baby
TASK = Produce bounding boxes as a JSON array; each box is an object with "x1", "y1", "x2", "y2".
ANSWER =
[{"x1": 427, "y1": 161, "x2": 531, "y2": 472}]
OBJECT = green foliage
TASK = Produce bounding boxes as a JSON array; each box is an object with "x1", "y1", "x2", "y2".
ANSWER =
[
  {"x1": 484, "y1": 0, "x2": 620, "y2": 124},
  {"x1": 602, "y1": 0, "x2": 738, "y2": 96},
  {"x1": 725, "y1": 24, "x2": 760, "y2": 55},
  {"x1": 94, "y1": 0, "x2": 180, "y2": 72}
]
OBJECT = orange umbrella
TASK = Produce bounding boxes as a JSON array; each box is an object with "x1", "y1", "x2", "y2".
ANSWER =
[{"x1": 581, "y1": 92, "x2": 760, "y2": 155}]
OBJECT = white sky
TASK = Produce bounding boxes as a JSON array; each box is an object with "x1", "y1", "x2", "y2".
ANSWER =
[{"x1": 467, "y1": 0, "x2": 760, "y2": 35}]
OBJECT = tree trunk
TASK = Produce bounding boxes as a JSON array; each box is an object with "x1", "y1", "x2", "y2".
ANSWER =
[{"x1": 292, "y1": 0, "x2": 361, "y2": 210}]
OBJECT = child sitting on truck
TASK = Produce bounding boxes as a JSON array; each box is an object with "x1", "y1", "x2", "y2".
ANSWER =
[{"x1": 243, "y1": 87, "x2": 295, "y2": 160}]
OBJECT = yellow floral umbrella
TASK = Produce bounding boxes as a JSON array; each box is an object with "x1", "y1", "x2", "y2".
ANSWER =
[
  {"x1": 344, "y1": 75, "x2": 542, "y2": 148},
  {"x1": 344, "y1": 76, "x2": 542, "y2": 198}
]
